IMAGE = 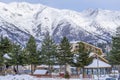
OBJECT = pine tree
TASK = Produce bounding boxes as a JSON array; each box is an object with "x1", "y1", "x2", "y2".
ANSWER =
[
  {"x1": 57, "y1": 37, "x2": 73, "y2": 73},
  {"x1": 36, "y1": 50, "x2": 42, "y2": 65},
  {"x1": 0, "y1": 36, "x2": 12, "y2": 66},
  {"x1": 7, "y1": 43, "x2": 23, "y2": 74},
  {"x1": 109, "y1": 27, "x2": 120, "y2": 65},
  {"x1": 97, "y1": 43, "x2": 107, "y2": 53},
  {"x1": 0, "y1": 51, "x2": 4, "y2": 66},
  {"x1": 41, "y1": 32, "x2": 57, "y2": 74},
  {"x1": 0, "y1": 37, "x2": 12, "y2": 53},
  {"x1": 21, "y1": 49, "x2": 29, "y2": 65},
  {"x1": 72, "y1": 42, "x2": 93, "y2": 77},
  {"x1": 0, "y1": 37, "x2": 4, "y2": 66},
  {"x1": 26, "y1": 35, "x2": 38, "y2": 74}
]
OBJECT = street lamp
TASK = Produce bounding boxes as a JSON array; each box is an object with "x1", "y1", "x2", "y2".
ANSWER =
[{"x1": 96, "y1": 54, "x2": 99, "y2": 80}]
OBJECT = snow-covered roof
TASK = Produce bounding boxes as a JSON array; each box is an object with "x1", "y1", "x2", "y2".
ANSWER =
[
  {"x1": 3, "y1": 54, "x2": 11, "y2": 59},
  {"x1": 85, "y1": 58, "x2": 111, "y2": 68},
  {"x1": 33, "y1": 70, "x2": 47, "y2": 75},
  {"x1": 37, "y1": 65, "x2": 48, "y2": 68},
  {"x1": 53, "y1": 65, "x2": 60, "y2": 68},
  {"x1": 89, "y1": 52, "x2": 109, "y2": 63}
]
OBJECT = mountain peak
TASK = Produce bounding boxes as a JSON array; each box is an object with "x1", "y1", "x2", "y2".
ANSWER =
[{"x1": 0, "y1": 2, "x2": 118, "y2": 46}]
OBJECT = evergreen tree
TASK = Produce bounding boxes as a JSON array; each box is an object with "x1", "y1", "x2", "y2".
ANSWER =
[
  {"x1": 109, "y1": 27, "x2": 120, "y2": 65},
  {"x1": 0, "y1": 50, "x2": 4, "y2": 66},
  {"x1": 0, "y1": 37, "x2": 5, "y2": 66},
  {"x1": 41, "y1": 32, "x2": 57, "y2": 74},
  {"x1": 57, "y1": 36, "x2": 73, "y2": 73},
  {"x1": 97, "y1": 43, "x2": 107, "y2": 53},
  {"x1": 26, "y1": 35, "x2": 38, "y2": 74},
  {"x1": 72, "y1": 42, "x2": 93, "y2": 77},
  {"x1": 0, "y1": 37, "x2": 12, "y2": 53},
  {"x1": 0, "y1": 36, "x2": 12, "y2": 66},
  {"x1": 7, "y1": 43, "x2": 23, "y2": 74},
  {"x1": 21, "y1": 49, "x2": 29, "y2": 65},
  {"x1": 36, "y1": 50, "x2": 43, "y2": 65}
]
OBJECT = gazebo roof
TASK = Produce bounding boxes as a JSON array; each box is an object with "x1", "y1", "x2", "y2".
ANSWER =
[{"x1": 85, "y1": 58, "x2": 111, "y2": 68}]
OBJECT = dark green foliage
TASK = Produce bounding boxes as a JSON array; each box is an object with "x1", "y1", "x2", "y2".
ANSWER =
[
  {"x1": 109, "y1": 37, "x2": 120, "y2": 64},
  {"x1": 109, "y1": 27, "x2": 120, "y2": 65},
  {"x1": 41, "y1": 32, "x2": 57, "y2": 65},
  {"x1": 41, "y1": 32, "x2": 57, "y2": 74},
  {"x1": 64, "y1": 71, "x2": 70, "y2": 79},
  {"x1": 6, "y1": 43, "x2": 24, "y2": 73},
  {"x1": 36, "y1": 50, "x2": 43, "y2": 65},
  {"x1": 26, "y1": 35, "x2": 39, "y2": 74},
  {"x1": 97, "y1": 43, "x2": 107, "y2": 53},
  {"x1": 58, "y1": 36, "x2": 73, "y2": 65},
  {"x1": 0, "y1": 37, "x2": 12, "y2": 53},
  {"x1": 7, "y1": 43, "x2": 23, "y2": 65},
  {"x1": 0, "y1": 51, "x2": 4, "y2": 66},
  {"x1": 20, "y1": 49, "x2": 28, "y2": 65},
  {"x1": 73, "y1": 42, "x2": 93, "y2": 67},
  {"x1": 0, "y1": 36, "x2": 12, "y2": 66},
  {"x1": 79, "y1": 42, "x2": 93, "y2": 67},
  {"x1": 26, "y1": 35, "x2": 38, "y2": 65},
  {"x1": 72, "y1": 42, "x2": 93, "y2": 76}
]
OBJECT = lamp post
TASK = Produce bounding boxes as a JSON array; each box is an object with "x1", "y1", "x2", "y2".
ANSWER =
[{"x1": 97, "y1": 54, "x2": 99, "y2": 80}]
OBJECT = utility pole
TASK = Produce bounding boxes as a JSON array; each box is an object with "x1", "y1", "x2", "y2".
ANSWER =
[{"x1": 97, "y1": 55, "x2": 99, "y2": 80}]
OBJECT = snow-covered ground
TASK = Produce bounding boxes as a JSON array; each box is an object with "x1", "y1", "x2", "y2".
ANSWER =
[
  {"x1": 0, "y1": 74, "x2": 117, "y2": 80},
  {"x1": 0, "y1": 75, "x2": 82, "y2": 80}
]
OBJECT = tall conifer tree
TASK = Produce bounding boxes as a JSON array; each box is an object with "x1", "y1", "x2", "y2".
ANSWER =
[
  {"x1": 58, "y1": 36, "x2": 72, "y2": 65},
  {"x1": 8, "y1": 43, "x2": 23, "y2": 73},
  {"x1": 41, "y1": 32, "x2": 57, "y2": 74},
  {"x1": 109, "y1": 27, "x2": 120, "y2": 65},
  {"x1": 72, "y1": 42, "x2": 93, "y2": 76},
  {"x1": 26, "y1": 35, "x2": 38, "y2": 74},
  {"x1": 0, "y1": 37, "x2": 12, "y2": 66}
]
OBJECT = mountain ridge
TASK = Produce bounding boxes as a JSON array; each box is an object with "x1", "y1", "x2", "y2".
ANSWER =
[{"x1": 0, "y1": 2, "x2": 119, "y2": 46}]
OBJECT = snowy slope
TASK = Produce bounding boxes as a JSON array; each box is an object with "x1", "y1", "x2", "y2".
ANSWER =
[{"x1": 0, "y1": 2, "x2": 119, "y2": 46}]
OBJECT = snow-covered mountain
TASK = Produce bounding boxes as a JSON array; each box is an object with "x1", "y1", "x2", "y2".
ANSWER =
[{"x1": 0, "y1": 2, "x2": 119, "y2": 46}]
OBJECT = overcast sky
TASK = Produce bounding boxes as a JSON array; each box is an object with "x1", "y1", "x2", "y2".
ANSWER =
[{"x1": 0, "y1": 0, "x2": 120, "y2": 12}]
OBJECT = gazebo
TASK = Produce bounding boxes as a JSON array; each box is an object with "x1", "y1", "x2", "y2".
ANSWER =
[{"x1": 84, "y1": 58, "x2": 111, "y2": 77}]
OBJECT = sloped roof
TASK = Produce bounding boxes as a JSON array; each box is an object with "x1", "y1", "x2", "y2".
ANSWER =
[
  {"x1": 34, "y1": 70, "x2": 47, "y2": 75},
  {"x1": 85, "y1": 58, "x2": 111, "y2": 68},
  {"x1": 37, "y1": 65, "x2": 48, "y2": 68},
  {"x1": 53, "y1": 65, "x2": 60, "y2": 68},
  {"x1": 89, "y1": 52, "x2": 109, "y2": 63},
  {"x1": 3, "y1": 54, "x2": 11, "y2": 59}
]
